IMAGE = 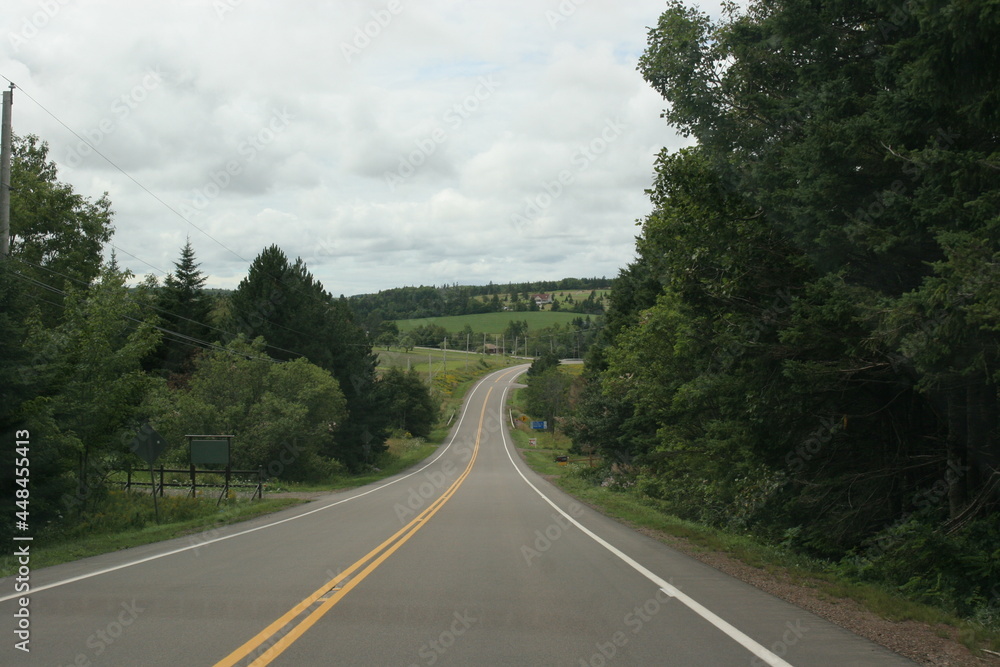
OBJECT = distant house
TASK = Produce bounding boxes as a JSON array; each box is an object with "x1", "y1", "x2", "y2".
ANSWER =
[
  {"x1": 483, "y1": 343, "x2": 498, "y2": 354},
  {"x1": 532, "y1": 293, "x2": 553, "y2": 306}
]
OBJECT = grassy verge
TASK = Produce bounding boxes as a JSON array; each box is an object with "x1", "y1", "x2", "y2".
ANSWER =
[
  {"x1": 0, "y1": 496, "x2": 304, "y2": 576},
  {"x1": 4, "y1": 356, "x2": 521, "y2": 576},
  {"x1": 510, "y1": 398, "x2": 1000, "y2": 654}
]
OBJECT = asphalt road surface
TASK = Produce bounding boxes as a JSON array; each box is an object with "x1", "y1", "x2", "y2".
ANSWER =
[{"x1": 2, "y1": 365, "x2": 917, "y2": 666}]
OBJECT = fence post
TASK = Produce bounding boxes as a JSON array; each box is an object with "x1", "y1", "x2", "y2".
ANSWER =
[
  {"x1": 190, "y1": 463, "x2": 197, "y2": 498},
  {"x1": 159, "y1": 465, "x2": 165, "y2": 497}
]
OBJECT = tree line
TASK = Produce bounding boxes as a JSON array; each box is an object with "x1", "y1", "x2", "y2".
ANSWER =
[
  {"x1": 564, "y1": 0, "x2": 999, "y2": 621},
  {"x1": 349, "y1": 277, "x2": 608, "y2": 331},
  {"x1": 378, "y1": 316, "x2": 601, "y2": 359},
  {"x1": 1, "y1": 135, "x2": 435, "y2": 532}
]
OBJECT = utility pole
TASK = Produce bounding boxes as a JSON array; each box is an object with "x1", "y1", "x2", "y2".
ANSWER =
[{"x1": 0, "y1": 84, "x2": 13, "y2": 259}]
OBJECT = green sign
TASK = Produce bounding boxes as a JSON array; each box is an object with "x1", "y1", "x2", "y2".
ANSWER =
[{"x1": 190, "y1": 439, "x2": 230, "y2": 466}]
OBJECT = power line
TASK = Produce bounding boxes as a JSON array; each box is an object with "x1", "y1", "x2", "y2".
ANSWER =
[
  {"x1": 0, "y1": 74, "x2": 252, "y2": 269},
  {"x1": 10, "y1": 256, "x2": 311, "y2": 360},
  {"x1": 2, "y1": 74, "x2": 376, "y2": 355},
  {"x1": 9, "y1": 266, "x2": 283, "y2": 364}
]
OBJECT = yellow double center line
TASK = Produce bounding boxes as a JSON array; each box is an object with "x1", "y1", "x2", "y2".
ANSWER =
[{"x1": 213, "y1": 386, "x2": 496, "y2": 667}]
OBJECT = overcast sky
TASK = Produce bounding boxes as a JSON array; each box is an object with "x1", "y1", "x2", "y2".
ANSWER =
[{"x1": 2, "y1": 0, "x2": 709, "y2": 296}]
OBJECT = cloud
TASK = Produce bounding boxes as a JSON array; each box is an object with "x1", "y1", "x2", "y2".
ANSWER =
[{"x1": 2, "y1": 0, "x2": 707, "y2": 295}]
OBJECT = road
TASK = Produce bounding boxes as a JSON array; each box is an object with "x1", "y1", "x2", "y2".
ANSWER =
[{"x1": 2, "y1": 365, "x2": 917, "y2": 666}]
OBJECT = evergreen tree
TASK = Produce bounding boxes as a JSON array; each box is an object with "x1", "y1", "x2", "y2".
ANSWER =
[
  {"x1": 227, "y1": 246, "x2": 389, "y2": 467},
  {"x1": 152, "y1": 238, "x2": 214, "y2": 377}
]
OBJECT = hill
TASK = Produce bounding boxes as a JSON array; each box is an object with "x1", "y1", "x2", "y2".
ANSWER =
[{"x1": 395, "y1": 311, "x2": 583, "y2": 335}]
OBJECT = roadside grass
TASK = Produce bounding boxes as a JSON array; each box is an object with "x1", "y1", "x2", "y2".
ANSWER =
[
  {"x1": 511, "y1": 396, "x2": 1000, "y2": 655},
  {"x1": 0, "y1": 496, "x2": 304, "y2": 576},
  {"x1": 267, "y1": 435, "x2": 440, "y2": 493},
  {"x1": 2, "y1": 356, "x2": 520, "y2": 577}
]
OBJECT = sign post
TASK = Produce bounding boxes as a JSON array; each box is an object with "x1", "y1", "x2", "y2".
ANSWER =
[{"x1": 129, "y1": 423, "x2": 168, "y2": 524}]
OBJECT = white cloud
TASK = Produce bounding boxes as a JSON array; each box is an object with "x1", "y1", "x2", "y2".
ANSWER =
[{"x1": 1, "y1": 0, "x2": 709, "y2": 295}]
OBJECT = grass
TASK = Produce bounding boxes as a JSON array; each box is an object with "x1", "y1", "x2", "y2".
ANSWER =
[
  {"x1": 0, "y1": 496, "x2": 305, "y2": 576},
  {"x1": 3, "y1": 353, "x2": 518, "y2": 577},
  {"x1": 509, "y1": 382, "x2": 1000, "y2": 656},
  {"x1": 395, "y1": 311, "x2": 585, "y2": 334},
  {"x1": 269, "y1": 434, "x2": 440, "y2": 494},
  {"x1": 376, "y1": 347, "x2": 513, "y2": 377}
]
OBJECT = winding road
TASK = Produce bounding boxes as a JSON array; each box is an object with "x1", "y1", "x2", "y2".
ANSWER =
[{"x1": 2, "y1": 365, "x2": 917, "y2": 665}]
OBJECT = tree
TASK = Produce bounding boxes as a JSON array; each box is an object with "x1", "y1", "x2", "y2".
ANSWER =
[
  {"x1": 150, "y1": 238, "x2": 215, "y2": 377},
  {"x1": 378, "y1": 367, "x2": 438, "y2": 438},
  {"x1": 582, "y1": 0, "x2": 1000, "y2": 559},
  {"x1": 21, "y1": 264, "x2": 161, "y2": 516},
  {"x1": 523, "y1": 367, "x2": 572, "y2": 434},
  {"x1": 9, "y1": 135, "x2": 113, "y2": 324},
  {"x1": 147, "y1": 337, "x2": 349, "y2": 480},
  {"x1": 227, "y1": 246, "x2": 389, "y2": 468}
]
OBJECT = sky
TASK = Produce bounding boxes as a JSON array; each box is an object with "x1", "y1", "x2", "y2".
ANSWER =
[{"x1": 2, "y1": 0, "x2": 708, "y2": 296}]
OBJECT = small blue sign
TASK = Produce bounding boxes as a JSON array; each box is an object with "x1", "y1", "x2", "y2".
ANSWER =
[{"x1": 530, "y1": 421, "x2": 547, "y2": 430}]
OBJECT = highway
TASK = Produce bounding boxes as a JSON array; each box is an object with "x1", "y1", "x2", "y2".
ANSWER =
[{"x1": 1, "y1": 365, "x2": 917, "y2": 665}]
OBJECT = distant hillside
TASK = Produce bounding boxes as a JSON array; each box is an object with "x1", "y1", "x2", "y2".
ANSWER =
[
  {"x1": 395, "y1": 311, "x2": 583, "y2": 335},
  {"x1": 348, "y1": 278, "x2": 608, "y2": 332}
]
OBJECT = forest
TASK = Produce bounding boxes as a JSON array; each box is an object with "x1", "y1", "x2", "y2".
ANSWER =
[
  {"x1": 0, "y1": 135, "x2": 435, "y2": 532},
  {"x1": 563, "y1": 0, "x2": 1000, "y2": 623}
]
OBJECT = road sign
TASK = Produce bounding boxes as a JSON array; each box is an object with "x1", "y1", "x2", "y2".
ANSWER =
[
  {"x1": 529, "y1": 438, "x2": 537, "y2": 447},
  {"x1": 530, "y1": 421, "x2": 547, "y2": 430},
  {"x1": 129, "y1": 423, "x2": 168, "y2": 524},
  {"x1": 129, "y1": 423, "x2": 168, "y2": 465}
]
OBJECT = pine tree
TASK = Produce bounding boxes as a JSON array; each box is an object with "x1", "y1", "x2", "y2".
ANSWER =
[
  {"x1": 152, "y1": 238, "x2": 214, "y2": 378},
  {"x1": 227, "y1": 246, "x2": 390, "y2": 468}
]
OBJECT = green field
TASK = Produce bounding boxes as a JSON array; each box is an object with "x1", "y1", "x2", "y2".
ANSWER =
[{"x1": 395, "y1": 311, "x2": 584, "y2": 334}]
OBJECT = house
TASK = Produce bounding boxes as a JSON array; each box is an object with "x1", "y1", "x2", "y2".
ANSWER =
[
  {"x1": 483, "y1": 343, "x2": 498, "y2": 354},
  {"x1": 532, "y1": 293, "x2": 553, "y2": 306}
]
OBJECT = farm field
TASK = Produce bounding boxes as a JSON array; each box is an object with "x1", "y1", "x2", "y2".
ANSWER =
[
  {"x1": 474, "y1": 288, "x2": 611, "y2": 309},
  {"x1": 375, "y1": 347, "x2": 510, "y2": 374},
  {"x1": 394, "y1": 310, "x2": 584, "y2": 334}
]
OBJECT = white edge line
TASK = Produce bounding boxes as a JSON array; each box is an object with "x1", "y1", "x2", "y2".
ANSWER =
[
  {"x1": 499, "y1": 379, "x2": 794, "y2": 667},
  {"x1": 0, "y1": 368, "x2": 507, "y2": 603}
]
